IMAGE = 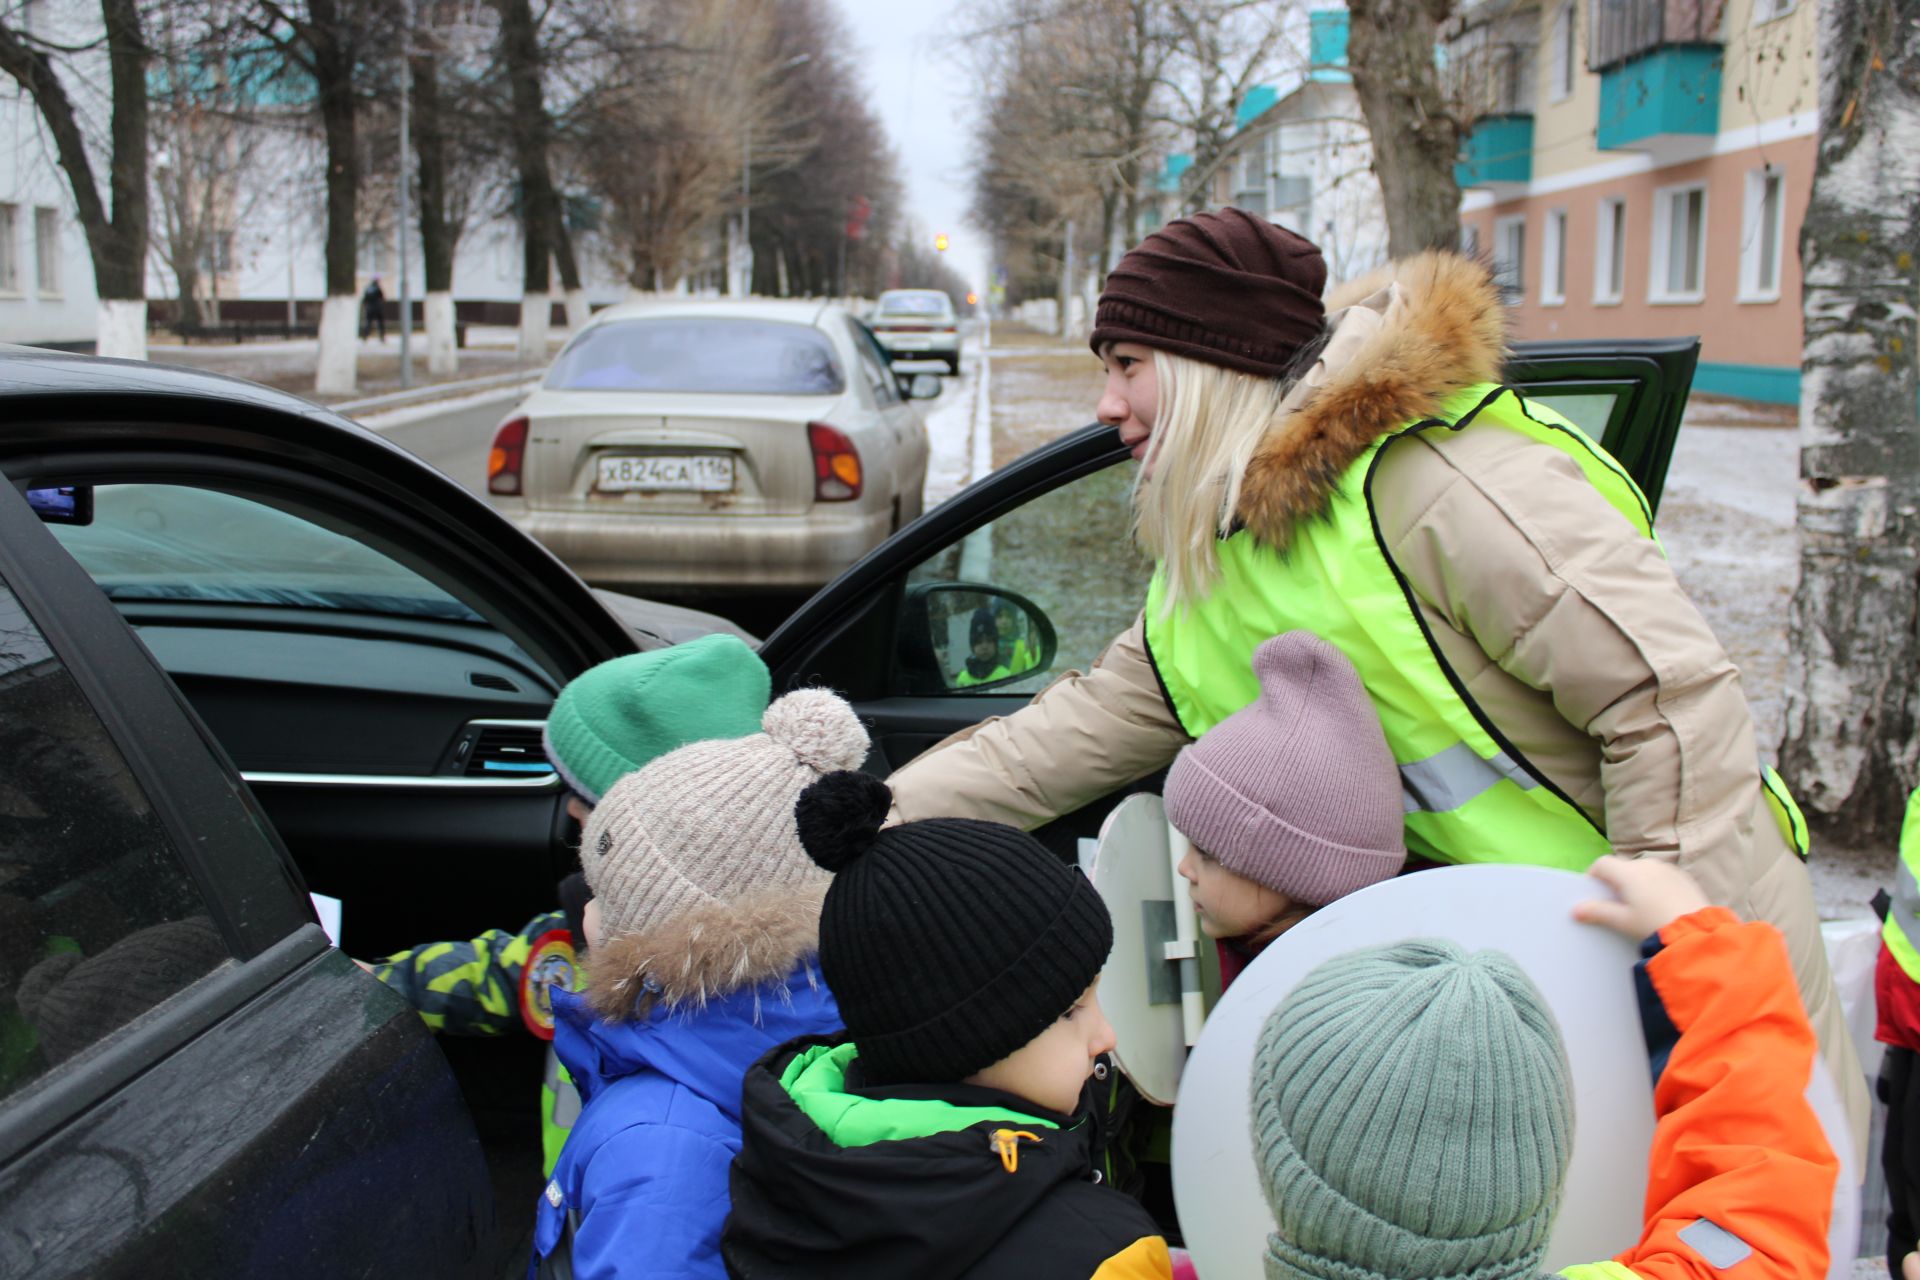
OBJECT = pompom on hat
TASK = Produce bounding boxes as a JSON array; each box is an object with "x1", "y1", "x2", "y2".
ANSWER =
[
  {"x1": 795, "y1": 771, "x2": 1113, "y2": 1086},
  {"x1": 1250, "y1": 939, "x2": 1574, "y2": 1280},
  {"x1": 581, "y1": 687, "x2": 869, "y2": 943},
  {"x1": 1090, "y1": 207, "x2": 1328, "y2": 379},
  {"x1": 542, "y1": 633, "x2": 770, "y2": 805},
  {"x1": 1163, "y1": 632, "x2": 1405, "y2": 907}
]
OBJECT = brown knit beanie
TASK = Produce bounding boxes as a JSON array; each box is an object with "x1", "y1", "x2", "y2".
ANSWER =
[
  {"x1": 580, "y1": 688, "x2": 870, "y2": 942},
  {"x1": 1163, "y1": 632, "x2": 1405, "y2": 906},
  {"x1": 1089, "y1": 207, "x2": 1328, "y2": 378}
]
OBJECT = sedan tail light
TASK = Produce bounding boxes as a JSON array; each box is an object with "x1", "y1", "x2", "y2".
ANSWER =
[
  {"x1": 808, "y1": 422, "x2": 862, "y2": 501},
  {"x1": 488, "y1": 416, "x2": 528, "y2": 496}
]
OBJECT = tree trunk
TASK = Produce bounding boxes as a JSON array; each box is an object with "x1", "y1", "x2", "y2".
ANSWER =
[
  {"x1": 0, "y1": 0, "x2": 149, "y2": 356},
  {"x1": 311, "y1": 0, "x2": 359, "y2": 394},
  {"x1": 1346, "y1": 0, "x2": 1461, "y2": 257},
  {"x1": 174, "y1": 265, "x2": 204, "y2": 332},
  {"x1": 411, "y1": 53, "x2": 458, "y2": 374},
  {"x1": 1777, "y1": 0, "x2": 1920, "y2": 845},
  {"x1": 495, "y1": 0, "x2": 559, "y2": 361}
]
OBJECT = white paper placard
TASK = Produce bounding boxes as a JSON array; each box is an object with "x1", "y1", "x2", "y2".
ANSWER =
[{"x1": 309, "y1": 892, "x2": 343, "y2": 948}]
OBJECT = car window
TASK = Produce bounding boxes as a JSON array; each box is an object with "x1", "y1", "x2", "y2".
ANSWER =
[
  {"x1": 878, "y1": 293, "x2": 951, "y2": 318},
  {"x1": 545, "y1": 317, "x2": 846, "y2": 395},
  {"x1": 48, "y1": 485, "x2": 483, "y2": 624},
  {"x1": 900, "y1": 460, "x2": 1150, "y2": 695},
  {"x1": 851, "y1": 323, "x2": 902, "y2": 405},
  {"x1": 0, "y1": 568, "x2": 229, "y2": 1100}
]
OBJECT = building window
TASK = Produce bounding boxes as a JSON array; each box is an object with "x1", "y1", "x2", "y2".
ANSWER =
[
  {"x1": 1739, "y1": 167, "x2": 1785, "y2": 302},
  {"x1": 1649, "y1": 183, "x2": 1707, "y2": 303},
  {"x1": 0, "y1": 204, "x2": 18, "y2": 293},
  {"x1": 1751, "y1": 0, "x2": 1795, "y2": 23},
  {"x1": 1548, "y1": 3, "x2": 1576, "y2": 102},
  {"x1": 34, "y1": 206, "x2": 58, "y2": 295},
  {"x1": 1494, "y1": 214, "x2": 1526, "y2": 298},
  {"x1": 1594, "y1": 196, "x2": 1626, "y2": 304},
  {"x1": 1541, "y1": 208, "x2": 1568, "y2": 305}
]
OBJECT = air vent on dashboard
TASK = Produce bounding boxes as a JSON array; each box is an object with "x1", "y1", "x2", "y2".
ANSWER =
[
  {"x1": 469, "y1": 671, "x2": 519, "y2": 693},
  {"x1": 465, "y1": 723, "x2": 553, "y2": 777}
]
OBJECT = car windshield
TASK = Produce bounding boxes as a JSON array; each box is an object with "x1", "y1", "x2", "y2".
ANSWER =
[
  {"x1": 879, "y1": 294, "x2": 949, "y2": 318},
  {"x1": 544, "y1": 317, "x2": 846, "y2": 394},
  {"x1": 50, "y1": 484, "x2": 484, "y2": 622}
]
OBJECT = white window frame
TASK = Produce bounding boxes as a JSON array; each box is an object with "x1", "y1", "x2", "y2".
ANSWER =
[
  {"x1": 1548, "y1": 3, "x2": 1576, "y2": 103},
  {"x1": 1540, "y1": 208, "x2": 1568, "y2": 305},
  {"x1": 1751, "y1": 0, "x2": 1795, "y2": 24},
  {"x1": 1738, "y1": 166, "x2": 1785, "y2": 303},
  {"x1": 0, "y1": 203, "x2": 19, "y2": 295},
  {"x1": 1493, "y1": 213, "x2": 1526, "y2": 298},
  {"x1": 33, "y1": 206, "x2": 59, "y2": 297},
  {"x1": 1594, "y1": 196, "x2": 1626, "y2": 305},
  {"x1": 1649, "y1": 182, "x2": 1708, "y2": 304}
]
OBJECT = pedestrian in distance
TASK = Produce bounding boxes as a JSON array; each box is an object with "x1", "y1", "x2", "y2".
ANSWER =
[
  {"x1": 723, "y1": 770, "x2": 1173, "y2": 1280},
  {"x1": 1243, "y1": 855, "x2": 1838, "y2": 1280},
  {"x1": 363, "y1": 633, "x2": 773, "y2": 1178},
  {"x1": 360, "y1": 276, "x2": 386, "y2": 341},
  {"x1": 529, "y1": 686, "x2": 867, "y2": 1280},
  {"x1": 882, "y1": 206, "x2": 1868, "y2": 1149}
]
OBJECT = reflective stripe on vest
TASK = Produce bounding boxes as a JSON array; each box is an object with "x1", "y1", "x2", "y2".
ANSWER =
[
  {"x1": 541, "y1": 1048, "x2": 581, "y2": 1178},
  {"x1": 1144, "y1": 384, "x2": 1651, "y2": 871},
  {"x1": 1884, "y1": 790, "x2": 1920, "y2": 983}
]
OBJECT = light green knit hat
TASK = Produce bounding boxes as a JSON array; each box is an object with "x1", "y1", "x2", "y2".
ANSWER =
[
  {"x1": 542, "y1": 634, "x2": 770, "y2": 804},
  {"x1": 1249, "y1": 939, "x2": 1574, "y2": 1280}
]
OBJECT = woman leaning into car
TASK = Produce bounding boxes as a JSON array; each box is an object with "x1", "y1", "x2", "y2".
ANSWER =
[{"x1": 884, "y1": 207, "x2": 1867, "y2": 1146}]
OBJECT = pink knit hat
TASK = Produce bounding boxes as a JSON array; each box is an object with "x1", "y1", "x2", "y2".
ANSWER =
[{"x1": 1163, "y1": 632, "x2": 1405, "y2": 906}]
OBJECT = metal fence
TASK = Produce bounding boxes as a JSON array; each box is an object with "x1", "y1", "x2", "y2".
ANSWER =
[{"x1": 1589, "y1": 0, "x2": 1721, "y2": 71}]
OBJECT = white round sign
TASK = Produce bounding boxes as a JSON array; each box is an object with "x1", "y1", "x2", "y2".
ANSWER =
[{"x1": 1171, "y1": 864, "x2": 1859, "y2": 1280}]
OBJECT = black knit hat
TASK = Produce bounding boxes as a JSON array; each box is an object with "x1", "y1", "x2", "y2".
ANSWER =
[{"x1": 796, "y1": 771, "x2": 1114, "y2": 1085}]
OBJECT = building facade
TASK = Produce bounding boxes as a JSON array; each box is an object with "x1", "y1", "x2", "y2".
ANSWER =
[{"x1": 1455, "y1": 0, "x2": 1815, "y2": 403}]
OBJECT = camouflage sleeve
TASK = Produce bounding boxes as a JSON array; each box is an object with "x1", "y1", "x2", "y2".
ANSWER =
[{"x1": 369, "y1": 910, "x2": 568, "y2": 1036}]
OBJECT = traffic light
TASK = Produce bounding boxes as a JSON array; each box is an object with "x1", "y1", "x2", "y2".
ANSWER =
[
  {"x1": 934, "y1": 233, "x2": 949, "y2": 252},
  {"x1": 966, "y1": 291, "x2": 979, "y2": 306}
]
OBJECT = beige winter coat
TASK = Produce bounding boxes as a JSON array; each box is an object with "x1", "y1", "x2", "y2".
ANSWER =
[{"x1": 887, "y1": 252, "x2": 1869, "y2": 1148}]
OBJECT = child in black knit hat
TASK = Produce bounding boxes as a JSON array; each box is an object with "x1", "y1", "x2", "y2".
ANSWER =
[{"x1": 721, "y1": 771, "x2": 1172, "y2": 1280}]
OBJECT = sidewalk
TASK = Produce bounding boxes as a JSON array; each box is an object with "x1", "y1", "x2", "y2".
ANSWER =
[{"x1": 147, "y1": 324, "x2": 566, "y2": 407}]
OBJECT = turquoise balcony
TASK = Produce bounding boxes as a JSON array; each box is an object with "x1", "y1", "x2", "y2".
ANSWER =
[
  {"x1": 1597, "y1": 45, "x2": 1721, "y2": 153},
  {"x1": 1455, "y1": 115, "x2": 1534, "y2": 190}
]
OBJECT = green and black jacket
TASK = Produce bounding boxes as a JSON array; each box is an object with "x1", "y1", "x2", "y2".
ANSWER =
[{"x1": 723, "y1": 1037, "x2": 1171, "y2": 1280}]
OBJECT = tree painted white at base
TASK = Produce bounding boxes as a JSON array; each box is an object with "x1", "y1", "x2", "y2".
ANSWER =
[
  {"x1": 316, "y1": 296, "x2": 359, "y2": 395},
  {"x1": 425, "y1": 291, "x2": 458, "y2": 375},
  {"x1": 95, "y1": 300, "x2": 147, "y2": 361},
  {"x1": 518, "y1": 291, "x2": 551, "y2": 363},
  {"x1": 564, "y1": 288, "x2": 589, "y2": 331}
]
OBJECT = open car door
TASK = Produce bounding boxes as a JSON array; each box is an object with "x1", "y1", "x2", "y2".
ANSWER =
[{"x1": 761, "y1": 337, "x2": 1701, "y2": 857}]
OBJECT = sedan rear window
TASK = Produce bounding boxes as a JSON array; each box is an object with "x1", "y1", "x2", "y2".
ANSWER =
[
  {"x1": 546, "y1": 318, "x2": 846, "y2": 395},
  {"x1": 878, "y1": 294, "x2": 950, "y2": 317}
]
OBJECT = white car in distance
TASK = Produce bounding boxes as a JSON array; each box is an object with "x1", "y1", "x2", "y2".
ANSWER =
[
  {"x1": 869, "y1": 289, "x2": 961, "y2": 374},
  {"x1": 485, "y1": 299, "x2": 936, "y2": 594}
]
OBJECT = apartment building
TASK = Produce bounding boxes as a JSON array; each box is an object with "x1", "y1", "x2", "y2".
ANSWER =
[{"x1": 1454, "y1": 0, "x2": 1814, "y2": 402}]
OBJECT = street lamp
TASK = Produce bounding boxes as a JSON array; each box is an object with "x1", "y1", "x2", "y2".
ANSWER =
[{"x1": 738, "y1": 52, "x2": 813, "y2": 298}]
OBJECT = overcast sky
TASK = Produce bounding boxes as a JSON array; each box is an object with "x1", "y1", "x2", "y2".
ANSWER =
[{"x1": 830, "y1": 0, "x2": 989, "y2": 291}]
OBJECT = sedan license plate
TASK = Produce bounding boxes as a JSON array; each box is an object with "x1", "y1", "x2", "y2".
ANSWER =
[{"x1": 596, "y1": 454, "x2": 734, "y2": 493}]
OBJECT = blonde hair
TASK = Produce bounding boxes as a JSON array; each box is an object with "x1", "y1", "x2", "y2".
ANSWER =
[{"x1": 1131, "y1": 349, "x2": 1299, "y2": 610}]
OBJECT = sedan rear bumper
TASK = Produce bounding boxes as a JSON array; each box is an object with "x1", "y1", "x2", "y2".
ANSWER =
[
  {"x1": 875, "y1": 334, "x2": 961, "y2": 359},
  {"x1": 507, "y1": 506, "x2": 895, "y2": 591}
]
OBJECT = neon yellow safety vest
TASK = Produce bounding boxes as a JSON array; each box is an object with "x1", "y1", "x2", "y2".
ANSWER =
[
  {"x1": 1884, "y1": 790, "x2": 1920, "y2": 982},
  {"x1": 1144, "y1": 383, "x2": 1810, "y2": 870}
]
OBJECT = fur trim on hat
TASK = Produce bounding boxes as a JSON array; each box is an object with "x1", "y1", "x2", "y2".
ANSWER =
[
  {"x1": 1236, "y1": 251, "x2": 1508, "y2": 549},
  {"x1": 586, "y1": 883, "x2": 825, "y2": 1020}
]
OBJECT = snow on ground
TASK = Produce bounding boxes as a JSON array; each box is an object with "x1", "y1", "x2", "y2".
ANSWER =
[{"x1": 916, "y1": 339, "x2": 983, "y2": 508}]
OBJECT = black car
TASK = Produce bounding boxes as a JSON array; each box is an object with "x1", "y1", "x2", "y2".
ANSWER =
[{"x1": 0, "y1": 339, "x2": 1697, "y2": 1275}]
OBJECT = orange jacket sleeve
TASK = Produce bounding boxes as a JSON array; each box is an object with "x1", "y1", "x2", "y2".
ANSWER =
[{"x1": 1602, "y1": 906, "x2": 1838, "y2": 1280}]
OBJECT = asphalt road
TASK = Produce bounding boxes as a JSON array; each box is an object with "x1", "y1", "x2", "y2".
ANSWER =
[{"x1": 357, "y1": 386, "x2": 532, "y2": 496}]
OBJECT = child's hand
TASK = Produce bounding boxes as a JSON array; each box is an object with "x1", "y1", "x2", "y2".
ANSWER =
[{"x1": 1572, "y1": 855, "x2": 1710, "y2": 940}]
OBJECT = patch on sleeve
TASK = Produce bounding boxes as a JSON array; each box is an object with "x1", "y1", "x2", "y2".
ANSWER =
[
  {"x1": 545, "y1": 1179, "x2": 565, "y2": 1209},
  {"x1": 1677, "y1": 1218, "x2": 1752, "y2": 1269}
]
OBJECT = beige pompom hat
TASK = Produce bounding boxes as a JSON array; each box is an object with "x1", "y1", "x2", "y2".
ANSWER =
[{"x1": 580, "y1": 687, "x2": 871, "y2": 943}]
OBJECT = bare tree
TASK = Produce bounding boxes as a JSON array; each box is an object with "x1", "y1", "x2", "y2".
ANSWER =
[
  {"x1": 1346, "y1": 0, "x2": 1460, "y2": 255},
  {"x1": 1777, "y1": 0, "x2": 1920, "y2": 846},
  {"x1": 0, "y1": 0, "x2": 151, "y2": 358}
]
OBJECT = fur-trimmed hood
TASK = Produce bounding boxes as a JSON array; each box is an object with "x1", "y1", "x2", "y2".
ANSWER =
[
  {"x1": 1236, "y1": 250, "x2": 1508, "y2": 547},
  {"x1": 585, "y1": 882, "x2": 828, "y2": 1018}
]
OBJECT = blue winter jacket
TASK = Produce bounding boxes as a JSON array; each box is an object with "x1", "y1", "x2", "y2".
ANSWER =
[{"x1": 528, "y1": 960, "x2": 841, "y2": 1280}]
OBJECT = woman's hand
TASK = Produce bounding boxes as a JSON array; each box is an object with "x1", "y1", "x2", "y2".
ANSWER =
[{"x1": 1572, "y1": 854, "x2": 1711, "y2": 940}]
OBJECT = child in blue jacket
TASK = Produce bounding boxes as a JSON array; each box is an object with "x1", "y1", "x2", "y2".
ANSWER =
[{"x1": 529, "y1": 688, "x2": 867, "y2": 1280}]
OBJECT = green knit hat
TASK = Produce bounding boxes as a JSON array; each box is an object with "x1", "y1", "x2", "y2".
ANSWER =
[
  {"x1": 1249, "y1": 939, "x2": 1574, "y2": 1280},
  {"x1": 542, "y1": 634, "x2": 770, "y2": 804}
]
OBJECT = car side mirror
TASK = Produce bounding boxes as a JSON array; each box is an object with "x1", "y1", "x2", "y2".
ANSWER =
[
  {"x1": 896, "y1": 582, "x2": 1057, "y2": 695},
  {"x1": 899, "y1": 372, "x2": 943, "y2": 400}
]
